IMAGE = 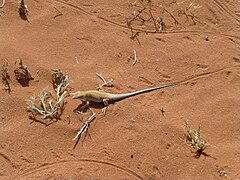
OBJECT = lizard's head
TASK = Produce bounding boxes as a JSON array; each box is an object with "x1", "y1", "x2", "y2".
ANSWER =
[{"x1": 71, "y1": 91, "x2": 85, "y2": 100}]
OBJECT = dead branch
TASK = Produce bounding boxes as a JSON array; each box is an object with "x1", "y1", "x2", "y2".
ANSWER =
[
  {"x1": 96, "y1": 73, "x2": 113, "y2": 90},
  {"x1": 1, "y1": 60, "x2": 11, "y2": 93},
  {"x1": 73, "y1": 112, "x2": 96, "y2": 141}
]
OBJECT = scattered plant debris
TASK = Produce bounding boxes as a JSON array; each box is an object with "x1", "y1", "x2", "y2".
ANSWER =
[
  {"x1": 216, "y1": 166, "x2": 229, "y2": 178},
  {"x1": 126, "y1": 0, "x2": 202, "y2": 37},
  {"x1": 177, "y1": 1, "x2": 202, "y2": 25},
  {"x1": 18, "y1": 0, "x2": 29, "y2": 22},
  {"x1": 185, "y1": 120, "x2": 212, "y2": 158},
  {"x1": 1, "y1": 60, "x2": 11, "y2": 93},
  {"x1": 14, "y1": 58, "x2": 34, "y2": 87},
  {"x1": 127, "y1": 0, "x2": 159, "y2": 32}
]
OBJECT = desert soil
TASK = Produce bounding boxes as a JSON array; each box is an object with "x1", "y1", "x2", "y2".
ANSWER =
[{"x1": 0, "y1": 0, "x2": 240, "y2": 179}]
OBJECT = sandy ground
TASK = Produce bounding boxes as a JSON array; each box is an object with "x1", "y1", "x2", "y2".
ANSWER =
[{"x1": 0, "y1": 0, "x2": 240, "y2": 179}]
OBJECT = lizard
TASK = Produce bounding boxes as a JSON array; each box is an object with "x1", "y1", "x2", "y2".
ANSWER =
[{"x1": 71, "y1": 82, "x2": 177, "y2": 112}]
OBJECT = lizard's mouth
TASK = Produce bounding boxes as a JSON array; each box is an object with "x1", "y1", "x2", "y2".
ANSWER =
[
  {"x1": 70, "y1": 92, "x2": 78, "y2": 99},
  {"x1": 71, "y1": 92, "x2": 84, "y2": 99}
]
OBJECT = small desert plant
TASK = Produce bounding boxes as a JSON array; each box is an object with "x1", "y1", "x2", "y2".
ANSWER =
[
  {"x1": 14, "y1": 58, "x2": 34, "y2": 86},
  {"x1": 1, "y1": 60, "x2": 11, "y2": 93},
  {"x1": 26, "y1": 71, "x2": 71, "y2": 120},
  {"x1": 18, "y1": 0, "x2": 28, "y2": 21},
  {"x1": 185, "y1": 120, "x2": 211, "y2": 158},
  {"x1": 27, "y1": 88, "x2": 65, "y2": 120}
]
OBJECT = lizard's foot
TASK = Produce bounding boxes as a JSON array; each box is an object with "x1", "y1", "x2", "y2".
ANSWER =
[
  {"x1": 103, "y1": 99, "x2": 109, "y2": 106},
  {"x1": 75, "y1": 109, "x2": 85, "y2": 114},
  {"x1": 102, "y1": 106, "x2": 109, "y2": 116},
  {"x1": 73, "y1": 106, "x2": 87, "y2": 114},
  {"x1": 102, "y1": 99, "x2": 110, "y2": 116}
]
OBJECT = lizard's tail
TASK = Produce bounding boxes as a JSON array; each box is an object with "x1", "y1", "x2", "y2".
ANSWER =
[{"x1": 110, "y1": 83, "x2": 177, "y2": 101}]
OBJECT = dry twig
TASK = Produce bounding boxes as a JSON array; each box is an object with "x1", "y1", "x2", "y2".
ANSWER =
[
  {"x1": 128, "y1": 0, "x2": 137, "y2": 6},
  {"x1": 148, "y1": 9, "x2": 158, "y2": 32},
  {"x1": 128, "y1": 49, "x2": 137, "y2": 65},
  {"x1": 73, "y1": 112, "x2": 96, "y2": 141},
  {"x1": 75, "y1": 56, "x2": 79, "y2": 64},
  {"x1": 73, "y1": 111, "x2": 96, "y2": 149},
  {"x1": 130, "y1": 28, "x2": 141, "y2": 45},
  {"x1": 96, "y1": 73, "x2": 113, "y2": 90},
  {"x1": 1, "y1": 60, "x2": 11, "y2": 93},
  {"x1": 161, "y1": 6, "x2": 180, "y2": 25},
  {"x1": 127, "y1": 8, "x2": 147, "y2": 27},
  {"x1": 133, "y1": 49, "x2": 137, "y2": 65}
]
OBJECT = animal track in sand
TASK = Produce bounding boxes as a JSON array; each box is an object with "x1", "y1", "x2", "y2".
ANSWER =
[
  {"x1": 13, "y1": 158, "x2": 144, "y2": 180},
  {"x1": 53, "y1": 0, "x2": 240, "y2": 44}
]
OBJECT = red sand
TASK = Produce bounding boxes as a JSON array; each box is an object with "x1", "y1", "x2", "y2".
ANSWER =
[{"x1": 0, "y1": 0, "x2": 240, "y2": 179}]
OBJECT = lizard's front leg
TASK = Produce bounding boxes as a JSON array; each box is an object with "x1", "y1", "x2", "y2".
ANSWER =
[
  {"x1": 102, "y1": 98, "x2": 109, "y2": 115},
  {"x1": 74, "y1": 100, "x2": 90, "y2": 114}
]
